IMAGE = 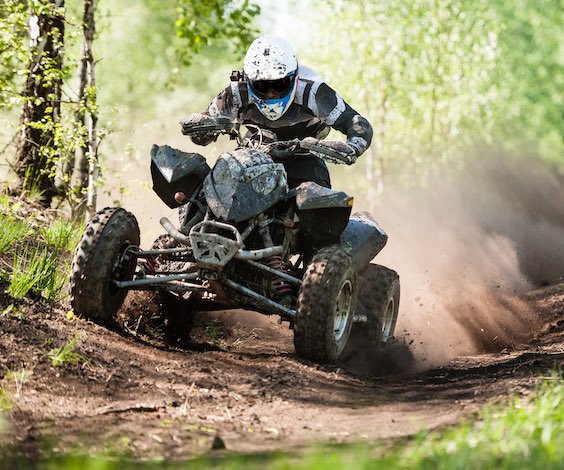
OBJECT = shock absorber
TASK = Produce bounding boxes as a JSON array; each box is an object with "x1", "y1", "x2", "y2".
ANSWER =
[
  {"x1": 258, "y1": 215, "x2": 292, "y2": 298},
  {"x1": 267, "y1": 255, "x2": 293, "y2": 296}
]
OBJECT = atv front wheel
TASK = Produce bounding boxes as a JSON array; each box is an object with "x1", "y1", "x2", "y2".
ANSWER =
[
  {"x1": 69, "y1": 207, "x2": 140, "y2": 324},
  {"x1": 294, "y1": 245, "x2": 357, "y2": 363}
]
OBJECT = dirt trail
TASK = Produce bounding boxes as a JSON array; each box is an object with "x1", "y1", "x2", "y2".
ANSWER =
[{"x1": 1, "y1": 284, "x2": 562, "y2": 460}]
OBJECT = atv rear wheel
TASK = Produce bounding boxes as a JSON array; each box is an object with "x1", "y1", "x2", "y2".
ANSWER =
[
  {"x1": 69, "y1": 207, "x2": 140, "y2": 324},
  {"x1": 358, "y1": 264, "x2": 400, "y2": 348},
  {"x1": 294, "y1": 245, "x2": 357, "y2": 363}
]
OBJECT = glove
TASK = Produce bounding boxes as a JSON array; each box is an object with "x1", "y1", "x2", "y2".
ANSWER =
[
  {"x1": 301, "y1": 136, "x2": 319, "y2": 146},
  {"x1": 190, "y1": 132, "x2": 219, "y2": 146},
  {"x1": 180, "y1": 113, "x2": 233, "y2": 135},
  {"x1": 313, "y1": 140, "x2": 357, "y2": 165},
  {"x1": 268, "y1": 139, "x2": 300, "y2": 158}
]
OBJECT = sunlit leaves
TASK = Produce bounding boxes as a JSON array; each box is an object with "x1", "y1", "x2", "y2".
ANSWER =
[
  {"x1": 174, "y1": 0, "x2": 260, "y2": 64},
  {"x1": 309, "y1": 0, "x2": 563, "y2": 184}
]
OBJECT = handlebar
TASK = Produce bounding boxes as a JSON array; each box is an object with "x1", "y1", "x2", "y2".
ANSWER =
[
  {"x1": 181, "y1": 123, "x2": 235, "y2": 135},
  {"x1": 180, "y1": 115, "x2": 352, "y2": 164},
  {"x1": 266, "y1": 139, "x2": 352, "y2": 165}
]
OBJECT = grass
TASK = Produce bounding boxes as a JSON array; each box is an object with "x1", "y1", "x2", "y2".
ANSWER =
[
  {"x1": 1, "y1": 303, "x2": 27, "y2": 322},
  {"x1": 4, "y1": 367, "x2": 34, "y2": 397},
  {"x1": 0, "y1": 366, "x2": 32, "y2": 415},
  {"x1": 0, "y1": 191, "x2": 8, "y2": 209},
  {"x1": 0, "y1": 212, "x2": 80, "y2": 302},
  {"x1": 203, "y1": 319, "x2": 226, "y2": 341},
  {"x1": 390, "y1": 373, "x2": 564, "y2": 470},
  {"x1": 1, "y1": 370, "x2": 562, "y2": 469},
  {"x1": 0, "y1": 388, "x2": 11, "y2": 412},
  {"x1": 0, "y1": 213, "x2": 31, "y2": 253},
  {"x1": 22, "y1": 180, "x2": 45, "y2": 205},
  {"x1": 40, "y1": 217, "x2": 82, "y2": 252},
  {"x1": 8, "y1": 244, "x2": 66, "y2": 300},
  {"x1": 48, "y1": 332, "x2": 90, "y2": 367}
]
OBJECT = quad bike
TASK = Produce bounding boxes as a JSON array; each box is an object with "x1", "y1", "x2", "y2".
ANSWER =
[{"x1": 69, "y1": 115, "x2": 400, "y2": 364}]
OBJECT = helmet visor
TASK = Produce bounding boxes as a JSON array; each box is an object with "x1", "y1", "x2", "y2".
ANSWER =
[{"x1": 248, "y1": 72, "x2": 296, "y2": 100}]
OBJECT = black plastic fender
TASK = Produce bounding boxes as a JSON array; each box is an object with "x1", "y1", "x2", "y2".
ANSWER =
[
  {"x1": 151, "y1": 144, "x2": 210, "y2": 208},
  {"x1": 340, "y1": 211, "x2": 388, "y2": 271}
]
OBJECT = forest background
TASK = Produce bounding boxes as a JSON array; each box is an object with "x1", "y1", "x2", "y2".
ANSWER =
[{"x1": 0, "y1": 0, "x2": 561, "y2": 233}]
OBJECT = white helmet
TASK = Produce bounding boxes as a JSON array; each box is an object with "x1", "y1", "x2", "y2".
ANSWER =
[{"x1": 244, "y1": 35, "x2": 299, "y2": 121}]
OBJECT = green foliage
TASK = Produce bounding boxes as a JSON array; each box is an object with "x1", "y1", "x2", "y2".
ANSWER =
[
  {"x1": 491, "y1": 0, "x2": 563, "y2": 166},
  {"x1": 1, "y1": 0, "x2": 260, "y2": 204},
  {"x1": 309, "y1": 0, "x2": 563, "y2": 186},
  {"x1": 0, "y1": 0, "x2": 29, "y2": 108},
  {"x1": 175, "y1": 0, "x2": 260, "y2": 64},
  {"x1": 48, "y1": 332, "x2": 90, "y2": 367},
  {"x1": 96, "y1": 0, "x2": 259, "y2": 116}
]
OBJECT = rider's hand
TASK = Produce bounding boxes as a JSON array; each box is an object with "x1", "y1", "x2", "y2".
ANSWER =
[
  {"x1": 190, "y1": 132, "x2": 219, "y2": 146},
  {"x1": 316, "y1": 140, "x2": 357, "y2": 165},
  {"x1": 301, "y1": 136, "x2": 319, "y2": 146},
  {"x1": 268, "y1": 139, "x2": 300, "y2": 158},
  {"x1": 179, "y1": 113, "x2": 232, "y2": 140}
]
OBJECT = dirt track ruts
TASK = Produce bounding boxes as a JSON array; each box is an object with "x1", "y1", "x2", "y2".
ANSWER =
[{"x1": 1, "y1": 284, "x2": 562, "y2": 460}]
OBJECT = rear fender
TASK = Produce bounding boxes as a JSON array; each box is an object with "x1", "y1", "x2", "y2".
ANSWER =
[
  {"x1": 295, "y1": 182, "x2": 353, "y2": 247},
  {"x1": 340, "y1": 212, "x2": 388, "y2": 271}
]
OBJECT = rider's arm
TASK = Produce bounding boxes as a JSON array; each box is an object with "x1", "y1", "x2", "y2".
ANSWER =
[
  {"x1": 187, "y1": 83, "x2": 244, "y2": 146},
  {"x1": 310, "y1": 82, "x2": 373, "y2": 157},
  {"x1": 204, "y1": 82, "x2": 245, "y2": 119}
]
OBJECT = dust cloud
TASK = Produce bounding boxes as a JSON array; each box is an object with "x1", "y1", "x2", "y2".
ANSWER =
[{"x1": 364, "y1": 152, "x2": 564, "y2": 369}]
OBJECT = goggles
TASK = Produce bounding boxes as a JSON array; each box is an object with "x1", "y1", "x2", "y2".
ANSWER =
[{"x1": 248, "y1": 72, "x2": 297, "y2": 100}]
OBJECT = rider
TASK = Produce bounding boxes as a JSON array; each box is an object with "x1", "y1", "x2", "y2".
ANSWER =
[{"x1": 183, "y1": 35, "x2": 373, "y2": 189}]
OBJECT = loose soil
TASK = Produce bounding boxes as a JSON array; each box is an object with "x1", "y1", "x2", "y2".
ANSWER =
[{"x1": 0, "y1": 282, "x2": 563, "y2": 462}]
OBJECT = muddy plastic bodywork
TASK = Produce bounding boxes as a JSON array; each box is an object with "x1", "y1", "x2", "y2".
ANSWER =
[
  {"x1": 294, "y1": 182, "x2": 353, "y2": 247},
  {"x1": 151, "y1": 145, "x2": 210, "y2": 208},
  {"x1": 203, "y1": 148, "x2": 288, "y2": 223},
  {"x1": 340, "y1": 212, "x2": 388, "y2": 271}
]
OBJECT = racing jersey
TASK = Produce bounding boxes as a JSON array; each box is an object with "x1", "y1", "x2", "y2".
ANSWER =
[{"x1": 203, "y1": 65, "x2": 373, "y2": 156}]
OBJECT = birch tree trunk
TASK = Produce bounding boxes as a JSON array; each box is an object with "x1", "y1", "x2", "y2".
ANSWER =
[{"x1": 77, "y1": 0, "x2": 98, "y2": 220}]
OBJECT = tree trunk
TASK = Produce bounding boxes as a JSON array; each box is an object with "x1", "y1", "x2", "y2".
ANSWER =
[
  {"x1": 83, "y1": 0, "x2": 98, "y2": 220},
  {"x1": 69, "y1": 0, "x2": 96, "y2": 219},
  {"x1": 15, "y1": 0, "x2": 65, "y2": 207}
]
